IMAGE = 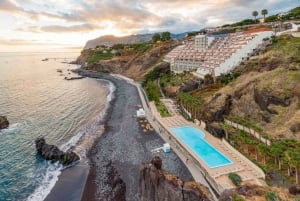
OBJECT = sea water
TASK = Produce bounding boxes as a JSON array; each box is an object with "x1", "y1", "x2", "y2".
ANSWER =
[{"x1": 0, "y1": 52, "x2": 114, "y2": 200}]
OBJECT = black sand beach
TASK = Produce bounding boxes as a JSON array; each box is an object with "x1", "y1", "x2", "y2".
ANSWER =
[{"x1": 46, "y1": 70, "x2": 193, "y2": 201}]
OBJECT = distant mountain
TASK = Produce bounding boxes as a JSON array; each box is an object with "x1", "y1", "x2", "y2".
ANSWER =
[
  {"x1": 171, "y1": 32, "x2": 189, "y2": 39},
  {"x1": 84, "y1": 34, "x2": 153, "y2": 49},
  {"x1": 84, "y1": 32, "x2": 188, "y2": 49}
]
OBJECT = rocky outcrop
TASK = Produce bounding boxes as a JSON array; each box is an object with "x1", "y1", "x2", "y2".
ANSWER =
[
  {"x1": 254, "y1": 89, "x2": 291, "y2": 114},
  {"x1": 0, "y1": 116, "x2": 9, "y2": 130},
  {"x1": 290, "y1": 122, "x2": 300, "y2": 134},
  {"x1": 205, "y1": 123, "x2": 225, "y2": 139},
  {"x1": 201, "y1": 93, "x2": 232, "y2": 123},
  {"x1": 219, "y1": 184, "x2": 298, "y2": 201},
  {"x1": 139, "y1": 156, "x2": 213, "y2": 201},
  {"x1": 78, "y1": 40, "x2": 177, "y2": 80},
  {"x1": 180, "y1": 79, "x2": 203, "y2": 93},
  {"x1": 35, "y1": 138, "x2": 80, "y2": 165},
  {"x1": 289, "y1": 185, "x2": 300, "y2": 195}
]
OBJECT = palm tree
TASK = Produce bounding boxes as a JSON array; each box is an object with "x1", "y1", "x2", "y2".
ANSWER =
[
  {"x1": 286, "y1": 149, "x2": 300, "y2": 184},
  {"x1": 252, "y1": 11, "x2": 259, "y2": 22},
  {"x1": 258, "y1": 144, "x2": 269, "y2": 165},
  {"x1": 270, "y1": 141, "x2": 285, "y2": 170},
  {"x1": 261, "y1": 9, "x2": 268, "y2": 22}
]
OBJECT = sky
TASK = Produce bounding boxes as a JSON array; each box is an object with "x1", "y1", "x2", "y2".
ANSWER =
[{"x1": 0, "y1": 0, "x2": 298, "y2": 52}]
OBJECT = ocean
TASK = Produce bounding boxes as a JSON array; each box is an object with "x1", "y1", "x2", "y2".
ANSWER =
[{"x1": 0, "y1": 52, "x2": 114, "y2": 201}]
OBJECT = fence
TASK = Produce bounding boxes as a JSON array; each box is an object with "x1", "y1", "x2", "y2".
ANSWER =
[{"x1": 224, "y1": 119, "x2": 271, "y2": 146}]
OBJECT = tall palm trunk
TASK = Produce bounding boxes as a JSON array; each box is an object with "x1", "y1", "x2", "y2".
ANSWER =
[{"x1": 296, "y1": 167, "x2": 299, "y2": 185}]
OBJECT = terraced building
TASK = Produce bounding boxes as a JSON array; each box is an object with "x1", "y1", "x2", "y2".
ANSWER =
[{"x1": 165, "y1": 28, "x2": 274, "y2": 77}]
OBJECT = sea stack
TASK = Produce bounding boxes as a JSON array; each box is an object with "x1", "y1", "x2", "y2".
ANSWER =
[
  {"x1": 0, "y1": 116, "x2": 9, "y2": 130},
  {"x1": 35, "y1": 138, "x2": 80, "y2": 165}
]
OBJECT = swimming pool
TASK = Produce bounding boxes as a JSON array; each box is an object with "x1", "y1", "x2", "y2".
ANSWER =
[{"x1": 172, "y1": 126, "x2": 232, "y2": 168}]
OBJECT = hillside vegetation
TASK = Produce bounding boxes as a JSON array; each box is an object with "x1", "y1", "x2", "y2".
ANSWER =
[{"x1": 77, "y1": 40, "x2": 179, "y2": 80}]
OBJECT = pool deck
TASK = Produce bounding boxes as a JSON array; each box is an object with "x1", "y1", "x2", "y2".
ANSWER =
[{"x1": 149, "y1": 98, "x2": 266, "y2": 194}]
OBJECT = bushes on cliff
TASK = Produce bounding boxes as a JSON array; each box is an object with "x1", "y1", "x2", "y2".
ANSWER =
[
  {"x1": 265, "y1": 192, "x2": 281, "y2": 201},
  {"x1": 232, "y1": 194, "x2": 245, "y2": 201},
  {"x1": 228, "y1": 173, "x2": 242, "y2": 186}
]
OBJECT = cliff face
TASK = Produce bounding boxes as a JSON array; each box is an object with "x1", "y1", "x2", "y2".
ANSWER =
[
  {"x1": 139, "y1": 156, "x2": 213, "y2": 201},
  {"x1": 201, "y1": 67, "x2": 300, "y2": 139},
  {"x1": 77, "y1": 40, "x2": 178, "y2": 80}
]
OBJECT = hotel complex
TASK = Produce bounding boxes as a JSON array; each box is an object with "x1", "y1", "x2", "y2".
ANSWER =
[{"x1": 164, "y1": 28, "x2": 274, "y2": 77}]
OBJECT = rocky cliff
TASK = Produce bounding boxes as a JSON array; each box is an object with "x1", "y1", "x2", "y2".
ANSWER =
[
  {"x1": 35, "y1": 138, "x2": 80, "y2": 165},
  {"x1": 0, "y1": 116, "x2": 9, "y2": 130},
  {"x1": 219, "y1": 184, "x2": 300, "y2": 201},
  {"x1": 199, "y1": 35, "x2": 300, "y2": 140},
  {"x1": 200, "y1": 68, "x2": 300, "y2": 140},
  {"x1": 139, "y1": 156, "x2": 213, "y2": 201},
  {"x1": 77, "y1": 40, "x2": 179, "y2": 80}
]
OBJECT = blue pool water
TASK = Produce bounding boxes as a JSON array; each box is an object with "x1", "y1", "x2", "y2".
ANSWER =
[{"x1": 172, "y1": 126, "x2": 232, "y2": 168}]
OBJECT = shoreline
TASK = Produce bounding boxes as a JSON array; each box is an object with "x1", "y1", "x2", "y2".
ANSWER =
[{"x1": 45, "y1": 69, "x2": 194, "y2": 201}]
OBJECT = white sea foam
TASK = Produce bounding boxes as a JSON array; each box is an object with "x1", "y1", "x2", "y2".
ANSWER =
[
  {"x1": 0, "y1": 123, "x2": 21, "y2": 134},
  {"x1": 26, "y1": 79, "x2": 116, "y2": 201},
  {"x1": 26, "y1": 162, "x2": 63, "y2": 201},
  {"x1": 60, "y1": 79, "x2": 115, "y2": 155}
]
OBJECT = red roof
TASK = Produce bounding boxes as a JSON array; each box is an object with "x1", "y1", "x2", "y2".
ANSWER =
[{"x1": 244, "y1": 27, "x2": 272, "y2": 34}]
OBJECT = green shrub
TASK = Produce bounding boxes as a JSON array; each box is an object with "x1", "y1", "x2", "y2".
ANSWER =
[
  {"x1": 155, "y1": 101, "x2": 171, "y2": 117},
  {"x1": 266, "y1": 192, "x2": 281, "y2": 201},
  {"x1": 145, "y1": 81, "x2": 160, "y2": 102},
  {"x1": 233, "y1": 194, "x2": 245, "y2": 201},
  {"x1": 228, "y1": 172, "x2": 242, "y2": 186}
]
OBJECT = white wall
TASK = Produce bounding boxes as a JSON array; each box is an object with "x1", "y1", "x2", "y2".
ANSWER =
[{"x1": 214, "y1": 31, "x2": 274, "y2": 76}]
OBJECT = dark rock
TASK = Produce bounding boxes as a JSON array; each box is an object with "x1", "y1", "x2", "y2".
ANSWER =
[
  {"x1": 35, "y1": 138, "x2": 80, "y2": 165},
  {"x1": 219, "y1": 189, "x2": 236, "y2": 201},
  {"x1": 205, "y1": 122, "x2": 225, "y2": 139},
  {"x1": 254, "y1": 89, "x2": 291, "y2": 112},
  {"x1": 236, "y1": 185, "x2": 255, "y2": 196},
  {"x1": 139, "y1": 156, "x2": 213, "y2": 201},
  {"x1": 289, "y1": 185, "x2": 300, "y2": 195},
  {"x1": 151, "y1": 156, "x2": 162, "y2": 170},
  {"x1": 180, "y1": 79, "x2": 203, "y2": 93},
  {"x1": 290, "y1": 122, "x2": 300, "y2": 134},
  {"x1": 201, "y1": 93, "x2": 232, "y2": 123},
  {"x1": 0, "y1": 116, "x2": 9, "y2": 130},
  {"x1": 64, "y1": 76, "x2": 85, "y2": 80}
]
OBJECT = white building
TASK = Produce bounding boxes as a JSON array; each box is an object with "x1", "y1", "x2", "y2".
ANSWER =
[{"x1": 164, "y1": 29, "x2": 274, "y2": 77}]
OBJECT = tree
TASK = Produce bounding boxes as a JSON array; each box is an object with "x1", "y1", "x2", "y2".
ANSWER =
[
  {"x1": 258, "y1": 144, "x2": 269, "y2": 165},
  {"x1": 152, "y1": 33, "x2": 161, "y2": 43},
  {"x1": 286, "y1": 149, "x2": 300, "y2": 184},
  {"x1": 161, "y1": 32, "x2": 171, "y2": 41},
  {"x1": 261, "y1": 9, "x2": 268, "y2": 22},
  {"x1": 252, "y1": 11, "x2": 259, "y2": 22}
]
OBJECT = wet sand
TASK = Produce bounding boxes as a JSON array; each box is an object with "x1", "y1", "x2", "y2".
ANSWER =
[{"x1": 46, "y1": 70, "x2": 193, "y2": 201}]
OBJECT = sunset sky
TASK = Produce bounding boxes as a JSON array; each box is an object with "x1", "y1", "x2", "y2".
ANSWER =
[{"x1": 0, "y1": 0, "x2": 298, "y2": 52}]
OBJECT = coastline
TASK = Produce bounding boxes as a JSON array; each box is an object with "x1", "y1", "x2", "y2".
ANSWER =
[{"x1": 45, "y1": 69, "x2": 193, "y2": 201}]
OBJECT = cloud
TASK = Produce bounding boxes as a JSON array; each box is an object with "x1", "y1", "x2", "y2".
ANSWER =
[
  {"x1": 1, "y1": 0, "x2": 299, "y2": 50},
  {"x1": 40, "y1": 23, "x2": 102, "y2": 33}
]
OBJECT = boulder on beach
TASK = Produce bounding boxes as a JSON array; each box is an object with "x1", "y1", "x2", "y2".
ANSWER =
[
  {"x1": 35, "y1": 138, "x2": 80, "y2": 165},
  {"x1": 0, "y1": 116, "x2": 9, "y2": 130}
]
